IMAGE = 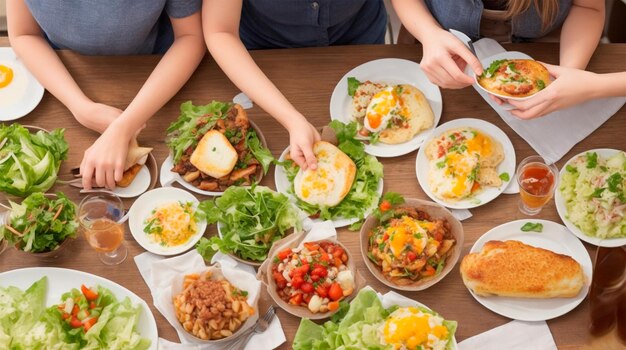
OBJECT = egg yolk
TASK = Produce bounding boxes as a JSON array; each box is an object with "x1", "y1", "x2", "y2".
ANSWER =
[
  {"x1": 441, "y1": 129, "x2": 494, "y2": 196},
  {"x1": 366, "y1": 89, "x2": 400, "y2": 129},
  {"x1": 388, "y1": 216, "x2": 428, "y2": 257},
  {"x1": 300, "y1": 168, "x2": 331, "y2": 199},
  {"x1": 0, "y1": 65, "x2": 14, "y2": 89},
  {"x1": 383, "y1": 308, "x2": 449, "y2": 348}
]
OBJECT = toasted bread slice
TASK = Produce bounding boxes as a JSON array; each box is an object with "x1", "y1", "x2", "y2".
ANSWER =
[
  {"x1": 461, "y1": 240, "x2": 584, "y2": 298},
  {"x1": 294, "y1": 141, "x2": 356, "y2": 207},
  {"x1": 379, "y1": 84, "x2": 434, "y2": 145},
  {"x1": 124, "y1": 145, "x2": 152, "y2": 171},
  {"x1": 190, "y1": 130, "x2": 237, "y2": 179}
]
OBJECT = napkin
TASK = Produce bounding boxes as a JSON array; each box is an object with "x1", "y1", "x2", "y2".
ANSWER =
[
  {"x1": 451, "y1": 30, "x2": 626, "y2": 164},
  {"x1": 134, "y1": 250, "x2": 286, "y2": 350},
  {"x1": 458, "y1": 320, "x2": 557, "y2": 350},
  {"x1": 295, "y1": 220, "x2": 337, "y2": 248}
]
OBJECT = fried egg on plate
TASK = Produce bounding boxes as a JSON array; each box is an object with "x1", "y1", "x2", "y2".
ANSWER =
[
  {"x1": 364, "y1": 86, "x2": 403, "y2": 133},
  {"x1": 0, "y1": 61, "x2": 28, "y2": 108},
  {"x1": 294, "y1": 141, "x2": 356, "y2": 207},
  {"x1": 387, "y1": 216, "x2": 429, "y2": 257},
  {"x1": 379, "y1": 307, "x2": 450, "y2": 350}
]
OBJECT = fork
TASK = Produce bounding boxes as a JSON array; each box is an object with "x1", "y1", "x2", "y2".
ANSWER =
[{"x1": 225, "y1": 305, "x2": 276, "y2": 350}]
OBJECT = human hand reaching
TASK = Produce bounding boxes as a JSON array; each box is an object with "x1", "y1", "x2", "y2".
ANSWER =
[{"x1": 289, "y1": 119, "x2": 321, "y2": 171}]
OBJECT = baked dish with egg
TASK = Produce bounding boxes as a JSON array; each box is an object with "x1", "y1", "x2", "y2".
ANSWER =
[
  {"x1": 144, "y1": 201, "x2": 198, "y2": 247},
  {"x1": 367, "y1": 206, "x2": 456, "y2": 285},
  {"x1": 348, "y1": 78, "x2": 435, "y2": 144},
  {"x1": 477, "y1": 59, "x2": 550, "y2": 98},
  {"x1": 425, "y1": 127, "x2": 504, "y2": 201},
  {"x1": 166, "y1": 101, "x2": 273, "y2": 192}
]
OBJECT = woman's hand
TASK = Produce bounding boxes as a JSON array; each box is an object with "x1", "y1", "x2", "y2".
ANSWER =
[
  {"x1": 508, "y1": 63, "x2": 601, "y2": 119},
  {"x1": 72, "y1": 101, "x2": 123, "y2": 133},
  {"x1": 80, "y1": 118, "x2": 134, "y2": 190},
  {"x1": 289, "y1": 119, "x2": 321, "y2": 171},
  {"x1": 420, "y1": 28, "x2": 484, "y2": 89}
]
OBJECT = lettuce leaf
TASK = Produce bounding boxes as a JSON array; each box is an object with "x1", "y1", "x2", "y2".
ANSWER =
[
  {"x1": 0, "y1": 124, "x2": 68, "y2": 197},
  {"x1": 196, "y1": 185, "x2": 301, "y2": 262}
]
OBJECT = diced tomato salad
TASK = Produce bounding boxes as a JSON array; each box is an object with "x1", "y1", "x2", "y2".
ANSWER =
[
  {"x1": 271, "y1": 240, "x2": 355, "y2": 314},
  {"x1": 55, "y1": 284, "x2": 103, "y2": 332}
]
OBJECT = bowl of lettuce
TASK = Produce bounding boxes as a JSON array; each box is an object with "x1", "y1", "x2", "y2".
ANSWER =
[
  {"x1": 555, "y1": 149, "x2": 626, "y2": 247},
  {"x1": 0, "y1": 124, "x2": 69, "y2": 197},
  {"x1": 293, "y1": 286, "x2": 457, "y2": 350},
  {"x1": 0, "y1": 192, "x2": 78, "y2": 256},
  {"x1": 195, "y1": 185, "x2": 303, "y2": 266},
  {"x1": 274, "y1": 121, "x2": 384, "y2": 230}
]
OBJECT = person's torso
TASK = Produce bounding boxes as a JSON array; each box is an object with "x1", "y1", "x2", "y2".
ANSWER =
[
  {"x1": 424, "y1": 0, "x2": 573, "y2": 41},
  {"x1": 239, "y1": 0, "x2": 388, "y2": 49},
  {"x1": 25, "y1": 0, "x2": 169, "y2": 55}
]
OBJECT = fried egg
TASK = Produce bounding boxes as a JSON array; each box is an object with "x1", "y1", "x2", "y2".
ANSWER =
[
  {"x1": 0, "y1": 61, "x2": 28, "y2": 108},
  {"x1": 379, "y1": 307, "x2": 450, "y2": 350},
  {"x1": 364, "y1": 86, "x2": 403, "y2": 133},
  {"x1": 294, "y1": 141, "x2": 356, "y2": 207},
  {"x1": 427, "y1": 129, "x2": 496, "y2": 200},
  {"x1": 387, "y1": 216, "x2": 429, "y2": 258}
]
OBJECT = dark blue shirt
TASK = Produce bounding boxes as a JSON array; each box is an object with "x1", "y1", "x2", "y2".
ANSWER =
[
  {"x1": 239, "y1": 0, "x2": 388, "y2": 49},
  {"x1": 25, "y1": 0, "x2": 201, "y2": 55}
]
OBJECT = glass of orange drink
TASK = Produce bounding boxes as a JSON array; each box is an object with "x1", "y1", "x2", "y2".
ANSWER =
[
  {"x1": 516, "y1": 155, "x2": 559, "y2": 216},
  {"x1": 78, "y1": 192, "x2": 127, "y2": 265}
]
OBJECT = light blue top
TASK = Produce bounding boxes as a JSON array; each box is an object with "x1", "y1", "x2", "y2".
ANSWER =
[
  {"x1": 424, "y1": 0, "x2": 573, "y2": 41},
  {"x1": 25, "y1": 0, "x2": 201, "y2": 55},
  {"x1": 239, "y1": 0, "x2": 388, "y2": 49}
]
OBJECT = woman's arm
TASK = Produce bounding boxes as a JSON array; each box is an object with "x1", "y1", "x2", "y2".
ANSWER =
[
  {"x1": 202, "y1": 0, "x2": 320, "y2": 169},
  {"x1": 80, "y1": 12, "x2": 206, "y2": 189},
  {"x1": 559, "y1": 0, "x2": 605, "y2": 69},
  {"x1": 7, "y1": 0, "x2": 122, "y2": 132},
  {"x1": 391, "y1": 0, "x2": 483, "y2": 89}
]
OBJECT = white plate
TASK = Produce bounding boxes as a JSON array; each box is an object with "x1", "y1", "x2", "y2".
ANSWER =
[
  {"x1": 0, "y1": 47, "x2": 45, "y2": 121},
  {"x1": 0, "y1": 267, "x2": 158, "y2": 349},
  {"x1": 415, "y1": 118, "x2": 515, "y2": 209},
  {"x1": 274, "y1": 147, "x2": 383, "y2": 228},
  {"x1": 466, "y1": 219, "x2": 592, "y2": 321},
  {"x1": 128, "y1": 187, "x2": 207, "y2": 256},
  {"x1": 555, "y1": 148, "x2": 626, "y2": 247},
  {"x1": 329, "y1": 58, "x2": 442, "y2": 157},
  {"x1": 112, "y1": 165, "x2": 151, "y2": 198},
  {"x1": 473, "y1": 51, "x2": 541, "y2": 103}
]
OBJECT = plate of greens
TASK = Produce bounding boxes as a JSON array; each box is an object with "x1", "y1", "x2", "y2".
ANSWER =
[
  {"x1": 293, "y1": 286, "x2": 457, "y2": 350},
  {"x1": 196, "y1": 185, "x2": 303, "y2": 266},
  {"x1": 0, "y1": 268, "x2": 157, "y2": 349},
  {"x1": 0, "y1": 192, "x2": 77, "y2": 256},
  {"x1": 274, "y1": 121, "x2": 384, "y2": 229},
  {"x1": 555, "y1": 149, "x2": 626, "y2": 247},
  {"x1": 0, "y1": 123, "x2": 68, "y2": 197}
]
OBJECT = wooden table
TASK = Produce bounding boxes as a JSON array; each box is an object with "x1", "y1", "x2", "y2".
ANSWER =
[{"x1": 1, "y1": 40, "x2": 625, "y2": 349}]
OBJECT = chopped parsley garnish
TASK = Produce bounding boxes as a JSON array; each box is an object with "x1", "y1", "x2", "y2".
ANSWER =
[
  {"x1": 520, "y1": 222, "x2": 543, "y2": 232},
  {"x1": 536, "y1": 79, "x2": 546, "y2": 90},
  {"x1": 347, "y1": 77, "x2": 361, "y2": 97},
  {"x1": 586, "y1": 152, "x2": 598, "y2": 169},
  {"x1": 499, "y1": 172, "x2": 510, "y2": 182}
]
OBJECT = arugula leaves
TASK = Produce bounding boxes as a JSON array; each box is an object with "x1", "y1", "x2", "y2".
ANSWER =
[
  {"x1": 520, "y1": 222, "x2": 543, "y2": 232},
  {"x1": 347, "y1": 77, "x2": 361, "y2": 97},
  {"x1": 0, "y1": 192, "x2": 77, "y2": 253},
  {"x1": 481, "y1": 59, "x2": 506, "y2": 78},
  {"x1": 195, "y1": 185, "x2": 301, "y2": 262}
]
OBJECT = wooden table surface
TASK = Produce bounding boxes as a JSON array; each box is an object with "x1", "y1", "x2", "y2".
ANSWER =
[{"x1": 1, "y1": 40, "x2": 625, "y2": 349}]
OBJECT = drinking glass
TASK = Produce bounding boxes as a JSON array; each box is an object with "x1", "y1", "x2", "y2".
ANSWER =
[
  {"x1": 516, "y1": 155, "x2": 559, "y2": 216},
  {"x1": 78, "y1": 192, "x2": 127, "y2": 265}
]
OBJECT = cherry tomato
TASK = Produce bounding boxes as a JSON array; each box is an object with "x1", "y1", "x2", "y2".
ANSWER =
[
  {"x1": 89, "y1": 301, "x2": 97, "y2": 309},
  {"x1": 434, "y1": 231, "x2": 444, "y2": 242},
  {"x1": 328, "y1": 283, "x2": 343, "y2": 301},
  {"x1": 303, "y1": 242, "x2": 319, "y2": 251},
  {"x1": 291, "y1": 275, "x2": 304, "y2": 289},
  {"x1": 301, "y1": 282, "x2": 314, "y2": 293},
  {"x1": 83, "y1": 317, "x2": 98, "y2": 332},
  {"x1": 293, "y1": 264, "x2": 310, "y2": 277},
  {"x1": 311, "y1": 274, "x2": 321, "y2": 282},
  {"x1": 315, "y1": 284, "x2": 328, "y2": 298},
  {"x1": 81, "y1": 285, "x2": 99, "y2": 301},
  {"x1": 379, "y1": 200, "x2": 392, "y2": 212},
  {"x1": 289, "y1": 293, "x2": 303, "y2": 305},
  {"x1": 407, "y1": 251, "x2": 417, "y2": 261},
  {"x1": 311, "y1": 267, "x2": 327, "y2": 278},
  {"x1": 277, "y1": 248, "x2": 292, "y2": 261},
  {"x1": 69, "y1": 316, "x2": 82, "y2": 328}
]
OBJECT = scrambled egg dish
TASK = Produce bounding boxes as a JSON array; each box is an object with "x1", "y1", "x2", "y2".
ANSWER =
[
  {"x1": 380, "y1": 307, "x2": 451, "y2": 350},
  {"x1": 144, "y1": 201, "x2": 197, "y2": 246},
  {"x1": 425, "y1": 128, "x2": 504, "y2": 201}
]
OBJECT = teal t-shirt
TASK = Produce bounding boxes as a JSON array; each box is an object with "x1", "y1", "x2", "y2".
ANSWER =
[{"x1": 24, "y1": 0, "x2": 201, "y2": 55}]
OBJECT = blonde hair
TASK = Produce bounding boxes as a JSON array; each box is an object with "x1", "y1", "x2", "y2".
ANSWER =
[{"x1": 506, "y1": 0, "x2": 559, "y2": 31}]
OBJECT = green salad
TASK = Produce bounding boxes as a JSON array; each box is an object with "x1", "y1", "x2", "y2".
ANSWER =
[
  {"x1": 0, "y1": 124, "x2": 69, "y2": 197},
  {"x1": 1, "y1": 192, "x2": 78, "y2": 253},
  {"x1": 293, "y1": 288, "x2": 457, "y2": 350},
  {"x1": 282, "y1": 121, "x2": 384, "y2": 230},
  {"x1": 560, "y1": 151, "x2": 626, "y2": 238},
  {"x1": 196, "y1": 185, "x2": 302, "y2": 262},
  {"x1": 0, "y1": 277, "x2": 150, "y2": 350}
]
